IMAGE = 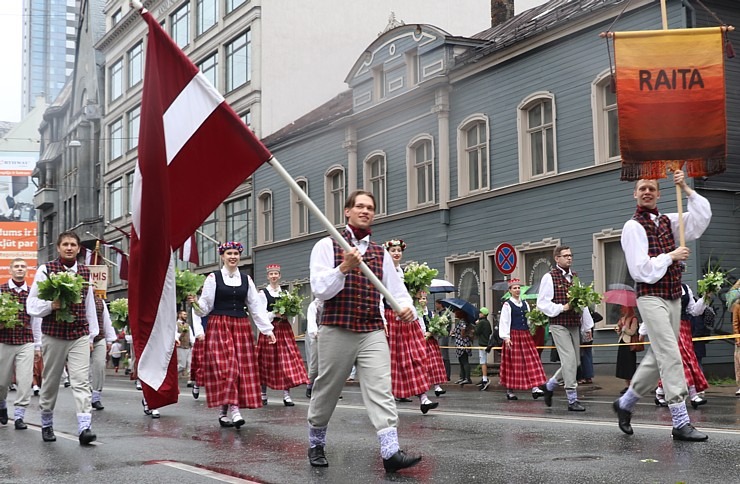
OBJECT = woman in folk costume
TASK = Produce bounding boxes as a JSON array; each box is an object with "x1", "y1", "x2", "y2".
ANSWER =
[
  {"x1": 498, "y1": 279, "x2": 547, "y2": 401},
  {"x1": 189, "y1": 306, "x2": 206, "y2": 400},
  {"x1": 190, "y1": 242, "x2": 275, "y2": 428},
  {"x1": 416, "y1": 291, "x2": 447, "y2": 397},
  {"x1": 652, "y1": 283, "x2": 710, "y2": 409},
  {"x1": 383, "y1": 239, "x2": 438, "y2": 414},
  {"x1": 257, "y1": 264, "x2": 309, "y2": 406}
]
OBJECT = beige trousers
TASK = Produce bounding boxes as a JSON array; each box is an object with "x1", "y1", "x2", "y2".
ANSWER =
[
  {"x1": 90, "y1": 338, "x2": 107, "y2": 392},
  {"x1": 549, "y1": 324, "x2": 581, "y2": 390},
  {"x1": 40, "y1": 335, "x2": 92, "y2": 414},
  {"x1": 307, "y1": 325, "x2": 397, "y2": 431},
  {"x1": 0, "y1": 342, "x2": 34, "y2": 408}
]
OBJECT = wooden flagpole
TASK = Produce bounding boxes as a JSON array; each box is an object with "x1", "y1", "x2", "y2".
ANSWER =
[
  {"x1": 660, "y1": 0, "x2": 686, "y2": 246},
  {"x1": 265, "y1": 156, "x2": 404, "y2": 313}
]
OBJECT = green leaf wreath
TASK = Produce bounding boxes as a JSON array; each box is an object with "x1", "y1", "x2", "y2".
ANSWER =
[
  {"x1": 0, "y1": 292, "x2": 25, "y2": 329},
  {"x1": 272, "y1": 286, "x2": 306, "y2": 318},
  {"x1": 37, "y1": 271, "x2": 88, "y2": 323},
  {"x1": 403, "y1": 262, "x2": 438, "y2": 298},
  {"x1": 109, "y1": 298, "x2": 129, "y2": 331},
  {"x1": 567, "y1": 277, "x2": 602, "y2": 314},
  {"x1": 527, "y1": 306, "x2": 549, "y2": 336}
]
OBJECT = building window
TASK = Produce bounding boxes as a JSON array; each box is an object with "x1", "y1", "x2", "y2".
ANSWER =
[
  {"x1": 108, "y1": 178, "x2": 123, "y2": 220},
  {"x1": 364, "y1": 152, "x2": 386, "y2": 216},
  {"x1": 199, "y1": 53, "x2": 218, "y2": 89},
  {"x1": 457, "y1": 115, "x2": 489, "y2": 196},
  {"x1": 258, "y1": 191, "x2": 272, "y2": 243},
  {"x1": 226, "y1": 30, "x2": 251, "y2": 92},
  {"x1": 111, "y1": 9, "x2": 122, "y2": 26},
  {"x1": 448, "y1": 258, "x2": 482, "y2": 308},
  {"x1": 128, "y1": 42, "x2": 143, "y2": 88},
  {"x1": 109, "y1": 59, "x2": 123, "y2": 102},
  {"x1": 592, "y1": 71, "x2": 620, "y2": 164},
  {"x1": 325, "y1": 167, "x2": 345, "y2": 226},
  {"x1": 107, "y1": 239, "x2": 123, "y2": 286},
  {"x1": 240, "y1": 110, "x2": 251, "y2": 128},
  {"x1": 197, "y1": 0, "x2": 218, "y2": 35},
  {"x1": 126, "y1": 171, "x2": 135, "y2": 213},
  {"x1": 226, "y1": 0, "x2": 247, "y2": 13},
  {"x1": 226, "y1": 195, "x2": 251, "y2": 254},
  {"x1": 594, "y1": 231, "x2": 635, "y2": 329},
  {"x1": 407, "y1": 135, "x2": 435, "y2": 209},
  {"x1": 291, "y1": 178, "x2": 309, "y2": 237},
  {"x1": 171, "y1": 3, "x2": 190, "y2": 48},
  {"x1": 518, "y1": 92, "x2": 557, "y2": 181},
  {"x1": 198, "y1": 211, "x2": 218, "y2": 266},
  {"x1": 127, "y1": 106, "x2": 140, "y2": 151},
  {"x1": 109, "y1": 118, "x2": 123, "y2": 160}
]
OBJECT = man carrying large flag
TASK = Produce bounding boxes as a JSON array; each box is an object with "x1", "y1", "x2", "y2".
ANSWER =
[{"x1": 130, "y1": 3, "x2": 271, "y2": 409}]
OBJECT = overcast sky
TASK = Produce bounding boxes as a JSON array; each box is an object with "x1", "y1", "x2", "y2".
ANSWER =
[{"x1": 0, "y1": 1, "x2": 22, "y2": 122}]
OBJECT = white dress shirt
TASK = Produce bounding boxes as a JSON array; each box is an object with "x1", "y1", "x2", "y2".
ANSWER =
[
  {"x1": 309, "y1": 228, "x2": 416, "y2": 319},
  {"x1": 621, "y1": 192, "x2": 711, "y2": 284},
  {"x1": 99, "y1": 302, "x2": 117, "y2": 342},
  {"x1": 537, "y1": 266, "x2": 594, "y2": 333},
  {"x1": 306, "y1": 298, "x2": 323, "y2": 336},
  {"x1": 2, "y1": 280, "x2": 42, "y2": 348},
  {"x1": 195, "y1": 267, "x2": 273, "y2": 336},
  {"x1": 26, "y1": 261, "x2": 99, "y2": 342},
  {"x1": 499, "y1": 297, "x2": 529, "y2": 340}
]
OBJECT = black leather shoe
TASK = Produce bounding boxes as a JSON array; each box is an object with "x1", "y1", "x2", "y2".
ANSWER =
[
  {"x1": 654, "y1": 397, "x2": 668, "y2": 407},
  {"x1": 690, "y1": 397, "x2": 707, "y2": 410},
  {"x1": 308, "y1": 445, "x2": 329, "y2": 467},
  {"x1": 306, "y1": 387, "x2": 312, "y2": 398},
  {"x1": 14, "y1": 418, "x2": 27, "y2": 430},
  {"x1": 506, "y1": 393, "x2": 518, "y2": 401},
  {"x1": 92, "y1": 401, "x2": 104, "y2": 411},
  {"x1": 192, "y1": 385, "x2": 199, "y2": 399},
  {"x1": 283, "y1": 398, "x2": 295, "y2": 407},
  {"x1": 79, "y1": 428, "x2": 97, "y2": 445},
  {"x1": 218, "y1": 416, "x2": 234, "y2": 427},
  {"x1": 0, "y1": 408, "x2": 7, "y2": 425},
  {"x1": 612, "y1": 400, "x2": 633, "y2": 435},
  {"x1": 42, "y1": 426, "x2": 56, "y2": 442},
  {"x1": 186, "y1": 382, "x2": 193, "y2": 388},
  {"x1": 539, "y1": 385, "x2": 553, "y2": 407},
  {"x1": 142, "y1": 399, "x2": 152, "y2": 415},
  {"x1": 568, "y1": 401, "x2": 586, "y2": 412},
  {"x1": 434, "y1": 389, "x2": 446, "y2": 397},
  {"x1": 64, "y1": 379, "x2": 70, "y2": 388},
  {"x1": 420, "y1": 401, "x2": 438, "y2": 414},
  {"x1": 395, "y1": 397, "x2": 413, "y2": 403},
  {"x1": 672, "y1": 424, "x2": 708, "y2": 442},
  {"x1": 383, "y1": 450, "x2": 422, "y2": 473}
]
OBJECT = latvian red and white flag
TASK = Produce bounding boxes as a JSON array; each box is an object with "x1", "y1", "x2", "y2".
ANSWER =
[
  {"x1": 178, "y1": 234, "x2": 199, "y2": 266},
  {"x1": 131, "y1": 8, "x2": 272, "y2": 409}
]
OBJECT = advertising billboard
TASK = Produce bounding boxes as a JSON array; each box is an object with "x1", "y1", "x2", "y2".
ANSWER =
[{"x1": 0, "y1": 153, "x2": 38, "y2": 283}]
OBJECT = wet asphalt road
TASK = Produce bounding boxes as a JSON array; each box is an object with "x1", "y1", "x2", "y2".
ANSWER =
[{"x1": 1, "y1": 371, "x2": 738, "y2": 484}]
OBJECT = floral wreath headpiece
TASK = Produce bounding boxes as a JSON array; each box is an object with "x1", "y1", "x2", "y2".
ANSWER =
[
  {"x1": 266, "y1": 264, "x2": 281, "y2": 273},
  {"x1": 218, "y1": 241, "x2": 244, "y2": 254},
  {"x1": 383, "y1": 239, "x2": 406, "y2": 251}
]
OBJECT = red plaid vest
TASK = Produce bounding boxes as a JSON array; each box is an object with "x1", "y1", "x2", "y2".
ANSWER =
[
  {"x1": 321, "y1": 230, "x2": 385, "y2": 332},
  {"x1": 548, "y1": 268, "x2": 581, "y2": 327},
  {"x1": 41, "y1": 259, "x2": 91, "y2": 340},
  {"x1": 632, "y1": 210, "x2": 682, "y2": 300},
  {"x1": 93, "y1": 297, "x2": 105, "y2": 342},
  {"x1": 0, "y1": 281, "x2": 33, "y2": 345}
]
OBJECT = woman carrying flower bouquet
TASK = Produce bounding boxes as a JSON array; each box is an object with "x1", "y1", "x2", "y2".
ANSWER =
[
  {"x1": 190, "y1": 242, "x2": 275, "y2": 428},
  {"x1": 27, "y1": 231, "x2": 99, "y2": 445},
  {"x1": 416, "y1": 292, "x2": 446, "y2": 397},
  {"x1": 257, "y1": 264, "x2": 308, "y2": 407},
  {"x1": 383, "y1": 239, "x2": 438, "y2": 414},
  {"x1": 499, "y1": 279, "x2": 547, "y2": 401}
]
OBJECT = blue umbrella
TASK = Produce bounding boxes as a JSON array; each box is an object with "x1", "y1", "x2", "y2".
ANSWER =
[
  {"x1": 429, "y1": 279, "x2": 455, "y2": 294},
  {"x1": 439, "y1": 298, "x2": 478, "y2": 324}
]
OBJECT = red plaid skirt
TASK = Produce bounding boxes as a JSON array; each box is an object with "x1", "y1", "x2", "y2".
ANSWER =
[
  {"x1": 386, "y1": 309, "x2": 430, "y2": 398},
  {"x1": 679, "y1": 318, "x2": 708, "y2": 392},
  {"x1": 190, "y1": 338, "x2": 205, "y2": 386},
  {"x1": 425, "y1": 338, "x2": 448, "y2": 385},
  {"x1": 257, "y1": 319, "x2": 308, "y2": 390},
  {"x1": 203, "y1": 315, "x2": 262, "y2": 409},
  {"x1": 499, "y1": 329, "x2": 547, "y2": 390}
]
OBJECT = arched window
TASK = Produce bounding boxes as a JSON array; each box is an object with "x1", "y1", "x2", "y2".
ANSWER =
[
  {"x1": 592, "y1": 70, "x2": 620, "y2": 164},
  {"x1": 257, "y1": 191, "x2": 272, "y2": 244},
  {"x1": 291, "y1": 178, "x2": 309, "y2": 237},
  {"x1": 457, "y1": 115, "x2": 489, "y2": 196},
  {"x1": 364, "y1": 151, "x2": 387, "y2": 216},
  {"x1": 518, "y1": 92, "x2": 557, "y2": 181},
  {"x1": 324, "y1": 166, "x2": 345, "y2": 226}
]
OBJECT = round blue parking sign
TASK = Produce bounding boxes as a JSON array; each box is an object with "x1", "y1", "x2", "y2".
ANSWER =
[{"x1": 494, "y1": 243, "x2": 517, "y2": 275}]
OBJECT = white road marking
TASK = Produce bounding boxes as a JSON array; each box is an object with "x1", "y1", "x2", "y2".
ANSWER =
[{"x1": 150, "y1": 460, "x2": 260, "y2": 483}]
